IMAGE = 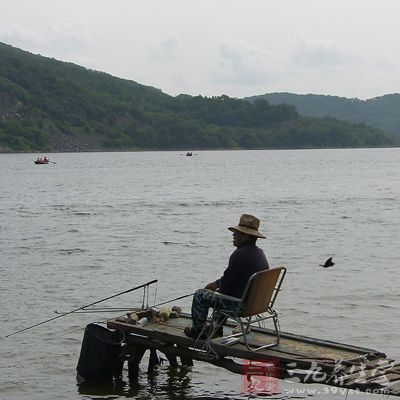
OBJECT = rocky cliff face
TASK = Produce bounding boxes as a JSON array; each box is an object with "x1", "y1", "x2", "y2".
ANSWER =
[
  {"x1": 45, "y1": 130, "x2": 104, "y2": 152},
  {"x1": 0, "y1": 92, "x2": 24, "y2": 119},
  {"x1": 0, "y1": 91, "x2": 105, "y2": 152}
]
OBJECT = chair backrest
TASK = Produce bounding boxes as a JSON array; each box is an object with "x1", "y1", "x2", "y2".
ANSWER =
[{"x1": 239, "y1": 266, "x2": 286, "y2": 317}]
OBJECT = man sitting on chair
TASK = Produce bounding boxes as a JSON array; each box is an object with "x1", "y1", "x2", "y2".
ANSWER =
[{"x1": 184, "y1": 214, "x2": 269, "y2": 339}]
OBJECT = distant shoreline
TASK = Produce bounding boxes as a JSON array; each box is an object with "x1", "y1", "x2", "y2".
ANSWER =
[{"x1": 1, "y1": 145, "x2": 398, "y2": 155}]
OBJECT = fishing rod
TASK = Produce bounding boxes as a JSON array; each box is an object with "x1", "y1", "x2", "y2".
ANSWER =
[
  {"x1": 5, "y1": 279, "x2": 157, "y2": 338},
  {"x1": 53, "y1": 307, "x2": 141, "y2": 314},
  {"x1": 53, "y1": 291, "x2": 195, "y2": 315},
  {"x1": 54, "y1": 309, "x2": 129, "y2": 314},
  {"x1": 53, "y1": 292, "x2": 195, "y2": 314}
]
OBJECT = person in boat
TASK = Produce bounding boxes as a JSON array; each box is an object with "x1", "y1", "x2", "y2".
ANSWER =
[
  {"x1": 43, "y1": 157, "x2": 48, "y2": 162},
  {"x1": 184, "y1": 214, "x2": 269, "y2": 339}
]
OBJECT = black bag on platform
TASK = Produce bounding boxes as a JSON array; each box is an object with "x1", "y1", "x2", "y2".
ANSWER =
[{"x1": 76, "y1": 323, "x2": 123, "y2": 382}]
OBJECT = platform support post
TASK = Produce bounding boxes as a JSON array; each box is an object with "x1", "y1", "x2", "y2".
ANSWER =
[
  {"x1": 126, "y1": 344, "x2": 147, "y2": 381},
  {"x1": 165, "y1": 352, "x2": 179, "y2": 367},
  {"x1": 147, "y1": 348, "x2": 160, "y2": 374},
  {"x1": 177, "y1": 345, "x2": 194, "y2": 366}
]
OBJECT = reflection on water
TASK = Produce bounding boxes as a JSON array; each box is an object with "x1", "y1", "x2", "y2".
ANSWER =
[{"x1": 77, "y1": 364, "x2": 214, "y2": 400}]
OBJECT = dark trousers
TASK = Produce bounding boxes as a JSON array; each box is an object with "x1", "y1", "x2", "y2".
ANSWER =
[{"x1": 191, "y1": 289, "x2": 239, "y2": 329}]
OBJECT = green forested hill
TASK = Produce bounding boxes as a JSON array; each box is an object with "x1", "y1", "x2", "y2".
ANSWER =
[
  {"x1": 246, "y1": 92, "x2": 400, "y2": 136},
  {"x1": 0, "y1": 42, "x2": 397, "y2": 152}
]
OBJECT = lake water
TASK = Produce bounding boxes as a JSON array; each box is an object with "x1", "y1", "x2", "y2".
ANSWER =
[{"x1": 0, "y1": 149, "x2": 399, "y2": 399}]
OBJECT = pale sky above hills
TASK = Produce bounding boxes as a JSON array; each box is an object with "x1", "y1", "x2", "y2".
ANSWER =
[{"x1": 1, "y1": 0, "x2": 399, "y2": 99}]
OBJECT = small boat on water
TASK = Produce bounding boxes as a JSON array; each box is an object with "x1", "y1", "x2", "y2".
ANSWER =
[
  {"x1": 34, "y1": 157, "x2": 49, "y2": 165},
  {"x1": 186, "y1": 152, "x2": 193, "y2": 156}
]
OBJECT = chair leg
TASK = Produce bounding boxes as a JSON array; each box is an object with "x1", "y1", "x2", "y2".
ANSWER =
[
  {"x1": 207, "y1": 310, "x2": 226, "y2": 336},
  {"x1": 207, "y1": 312, "x2": 281, "y2": 352},
  {"x1": 241, "y1": 315, "x2": 281, "y2": 352},
  {"x1": 203, "y1": 312, "x2": 228, "y2": 357},
  {"x1": 273, "y1": 315, "x2": 280, "y2": 344}
]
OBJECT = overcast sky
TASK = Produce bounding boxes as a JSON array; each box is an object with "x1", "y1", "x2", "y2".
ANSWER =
[{"x1": 1, "y1": 0, "x2": 399, "y2": 99}]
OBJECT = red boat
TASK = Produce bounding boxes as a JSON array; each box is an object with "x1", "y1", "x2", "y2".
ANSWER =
[{"x1": 34, "y1": 157, "x2": 49, "y2": 165}]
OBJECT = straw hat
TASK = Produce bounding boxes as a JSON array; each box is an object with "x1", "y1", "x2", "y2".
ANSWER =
[{"x1": 228, "y1": 214, "x2": 266, "y2": 239}]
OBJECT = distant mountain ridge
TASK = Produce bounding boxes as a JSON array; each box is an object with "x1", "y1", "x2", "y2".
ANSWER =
[
  {"x1": 0, "y1": 41, "x2": 397, "y2": 152},
  {"x1": 245, "y1": 92, "x2": 400, "y2": 136}
]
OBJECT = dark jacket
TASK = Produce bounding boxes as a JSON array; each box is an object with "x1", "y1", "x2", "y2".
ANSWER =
[{"x1": 218, "y1": 242, "x2": 269, "y2": 298}]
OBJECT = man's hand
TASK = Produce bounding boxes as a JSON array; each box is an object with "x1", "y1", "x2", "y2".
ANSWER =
[{"x1": 204, "y1": 281, "x2": 218, "y2": 291}]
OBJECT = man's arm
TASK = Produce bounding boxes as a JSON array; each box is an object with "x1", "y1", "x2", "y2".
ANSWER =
[{"x1": 204, "y1": 281, "x2": 219, "y2": 291}]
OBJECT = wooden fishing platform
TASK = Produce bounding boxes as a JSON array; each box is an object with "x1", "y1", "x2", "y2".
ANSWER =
[{"x1": 106, "y1": 309, "x2": 400, "y2": 397}]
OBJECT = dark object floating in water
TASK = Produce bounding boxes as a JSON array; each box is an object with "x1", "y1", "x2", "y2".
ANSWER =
[
  {"x1": 320, "y1": 257, "x2": 335, "y2": 268},
  {"x1": 34, "y1": 156, "x2": 57, "y2": 164},
  {"x1": 186, "y1": 152, "x2": 192, "y2": 156},
  {"x1": 34, "y1": 156, "x2": 49, "y2": 164}
]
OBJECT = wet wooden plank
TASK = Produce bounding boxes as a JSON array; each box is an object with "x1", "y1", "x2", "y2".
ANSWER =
[
  {"x1": 369, "y1": 373, "x2": 400, "y2": 385},
  {"x1": 385, "y1": 381, "x2": 400, "y2": 393},
  {"x1": 111, "y1": 311, "x2": 379, "y2": 355},
  {"x1": 348, "y1": 371, "x2": 392, "y2": 385},
  {"x1": 108, "y1": 314, "x2": 375, "y2": 370},
  {"x1": 344, "y1": 357, "x2": 395, "y2": 369},
  {"x1": 108, "y1": 319, "x2": 315, "y2": 370},
  {"x1": 106, "y1": 312, "x2": 400, "y2": 396},
  {"x1": 340, "y1": 360, "x2": 400, "y2": 383}
]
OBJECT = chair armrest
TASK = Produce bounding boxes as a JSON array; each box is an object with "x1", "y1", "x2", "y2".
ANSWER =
[{"x1": 213, "y1": 292, "x2": 242, "y2": 303}]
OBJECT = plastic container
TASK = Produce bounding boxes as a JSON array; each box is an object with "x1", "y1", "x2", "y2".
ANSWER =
[
  {"x1": 159, "y1": 307, "x2": 170, "y2": 321},
  {"x1": 136, "y1": 317, "x2": 148, "y2": 327}
]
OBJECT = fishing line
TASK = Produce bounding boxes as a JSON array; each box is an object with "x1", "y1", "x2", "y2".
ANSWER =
[
  {"x1": 142, "y1": 286, "x2": 146, "y2": 309},
  {"x1": 146, "y1": 284, "x2": 150, "y2": 308},
  {"x1": 5, "y1": 279, "x2": 157, "y2": 338},
  {"x1": 154, "y1": 292, "x2": 194, "y2": 307},
  {"x1": 56, "y1": 326, "x2": 88, "y2": 337},
  {"x1": 55, "y1": 320, "x2": 108, "y2": 337},
  {"x1": 153, "y1": 282, "x2": 158, "y2": 306}
]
